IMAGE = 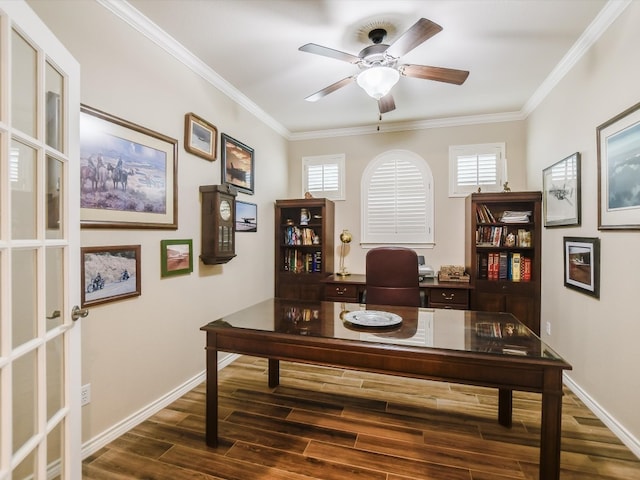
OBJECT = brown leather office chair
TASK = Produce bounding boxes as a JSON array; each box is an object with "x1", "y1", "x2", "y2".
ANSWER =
[{"x1": 365, "y1": 247, "x2": 421, "y2": 307}]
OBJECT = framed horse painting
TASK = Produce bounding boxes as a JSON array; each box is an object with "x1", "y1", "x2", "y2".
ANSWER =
[{"x1": 79, "y1": 105, "x2": 178, "y2": 229}]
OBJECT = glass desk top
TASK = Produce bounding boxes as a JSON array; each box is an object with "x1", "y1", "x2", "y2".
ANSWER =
[{"x1": 204, "y1": 298, "x2": 565, "y2": 362}]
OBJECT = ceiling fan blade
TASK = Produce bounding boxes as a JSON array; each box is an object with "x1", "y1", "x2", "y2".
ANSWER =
[
  {"x1": 386, "y1": 18, "x2": 443, "y2": 58},
  {"x1": 378, "y1": 93, "x2": 396, "y2": 114},
  {"x1": 304, "y1": 76, "x2": 357, "y2": 102},
  {"x1": 299, "y1": 43, "x2": 361, "y2": 64},
  {"x1": 400, "y1": 64, "x2": 470, "y2": 85}
]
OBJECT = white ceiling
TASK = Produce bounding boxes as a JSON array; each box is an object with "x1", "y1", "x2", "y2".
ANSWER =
[{"x1": 121, "y1": 0, "x2": 618, "y2": 138}]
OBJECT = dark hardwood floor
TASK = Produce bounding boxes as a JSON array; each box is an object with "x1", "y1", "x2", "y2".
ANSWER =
[{"x1": 83, "y1": 356, "x2": 640, "y2": 479}]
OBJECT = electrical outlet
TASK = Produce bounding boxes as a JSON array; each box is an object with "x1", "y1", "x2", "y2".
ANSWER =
[
  {"x1": 81, "y1": 384, "x2": 91, "y2": 406},
  {"x1": 545, "y1": 322, "x2": 551, "y2": 336}
]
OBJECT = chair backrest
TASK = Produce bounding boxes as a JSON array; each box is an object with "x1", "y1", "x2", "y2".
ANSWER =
[{"x1": 365, "y1": 247, "x2": 421, "y2": 307}]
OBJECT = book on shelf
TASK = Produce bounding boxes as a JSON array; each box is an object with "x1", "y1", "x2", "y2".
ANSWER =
[
  {"x1": 498, "y1": 252, "x2": 508, "y2": 280},
  {"x1": 521, "y1": 256, "x2": 532, "y2": 281},
  {"x1": 479, "y1": 253, "x2": 489, "y2": 279},
  {"x1": 511, "y1": 253, "x2": 521, "y2": 282}
]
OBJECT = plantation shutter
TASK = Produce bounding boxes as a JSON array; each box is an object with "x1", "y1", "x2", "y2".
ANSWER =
[
  {"x1": 362, "y1": 151, "x2": 433, "y2": 245},
  {"x1": 302, "y1": 154, "x2": 345, "y2": 200},
  {"x1": 449, "y1": 143, "x2": 506, "y2": 196}
]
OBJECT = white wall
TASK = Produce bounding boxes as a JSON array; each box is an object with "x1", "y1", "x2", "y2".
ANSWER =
[
  {"x1": 527, "y1": 2, "x2": 640, "y2": 452},
  {"x1": 29, "y1": 0, "x2": 288, "y2": 443},
  {"x1": 289, "y1": 121, "x2": 527, "y2": 275}
]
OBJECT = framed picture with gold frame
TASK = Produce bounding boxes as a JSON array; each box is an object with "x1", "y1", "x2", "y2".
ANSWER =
[
  {"x1": 80, "y1": 105, "x2": 178, "y2": 229},
  {"x1": 184, "y1": 112, "x2": 217, "y2": 161}
]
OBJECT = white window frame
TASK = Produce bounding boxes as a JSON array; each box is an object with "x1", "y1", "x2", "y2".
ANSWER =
[
  {"x1": 449, "y1": 142, "x2": 507, "y2": 197},
  {"x1": 361, "y1": 149, "x2": 434, "y2": 248},
  {"x1": 302, "y1": 153, "x2": 345, "y2": 201}
]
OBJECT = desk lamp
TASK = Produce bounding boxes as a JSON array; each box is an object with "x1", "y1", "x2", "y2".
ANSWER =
[{"x1": 338, "y1": 229, "x2": 352, "y2": 276}]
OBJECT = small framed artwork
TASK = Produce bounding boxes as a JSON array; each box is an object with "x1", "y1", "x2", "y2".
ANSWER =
[
  {"x1": 160, "y1": 239, "x2": 193, "y2": 277},
  {"x1": 235, "y1": 201, "x2": 257, "y2": 232},
  {"x1": 563, "y1": 237, "x2": 600, "y2": 298},
  {"x1": 184, "y1": 112, "x2": 217, "y2": 161},
  {"x1": 81, "y1": 245, "x2": 141, "y2": 307},
  {"x1": 80, "y1": 105, "x2": 178, "y2": 229},
  {"x1": 221, "y1": 133, "x2": 254, "y2": 195},
  {"x1": 597, "y1": 101, "x2": 640, "y2": 230},
  {"x1": 543, "y1": 152, "x2": 581, "y2": 227}
]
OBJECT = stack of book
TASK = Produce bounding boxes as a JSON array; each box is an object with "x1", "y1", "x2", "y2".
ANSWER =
[{"x1": 479, "y1": 252, "x2": 531, "y2": 281}]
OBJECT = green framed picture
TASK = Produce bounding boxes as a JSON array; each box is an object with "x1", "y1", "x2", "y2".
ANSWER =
[{"x1": 160, "y1": 239, "x2": 193, "y2": 277}]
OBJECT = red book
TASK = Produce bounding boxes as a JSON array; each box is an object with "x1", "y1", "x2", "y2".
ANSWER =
[{"x1": 521, "y1": 257, "x2": 531, "y2": 281}]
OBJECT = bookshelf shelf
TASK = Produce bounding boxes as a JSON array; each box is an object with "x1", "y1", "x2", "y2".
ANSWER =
[
  {"x1": 275, "y1": 198, "x2": 334, "y2": 301},
  {"x1": 465, "y1": 192, "x2": 542, "y2": 335}
]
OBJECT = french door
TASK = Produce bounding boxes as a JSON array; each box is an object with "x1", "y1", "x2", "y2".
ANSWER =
[{"x1": 0, "y1": 1, "x2": 82, "y2": 479}]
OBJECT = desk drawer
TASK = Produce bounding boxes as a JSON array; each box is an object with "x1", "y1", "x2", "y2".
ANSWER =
[
  {"x1": 428, "y1": 288, "x2": 469, "y2": 309},
  {"x1": 324, "y1": 284, "x2": 359, "y2": 302}
]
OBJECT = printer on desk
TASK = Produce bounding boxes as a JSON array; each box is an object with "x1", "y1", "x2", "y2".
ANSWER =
[{"x1": 418, "y1": 255, "x2": 435, "y2": 280}]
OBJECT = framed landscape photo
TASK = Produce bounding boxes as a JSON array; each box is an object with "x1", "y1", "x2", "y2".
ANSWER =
[
  {"x1": 184, "y1": 112, "x2": 217, "y2": 161},
  {"x1": 543, "y1": 152, "x2": 581, "y2": 227},
  {"x1": 80, "y1": 105, "x2": 178, "y2": 229},
  {"x1": 221, "y1": 133, "x2": 254, "y2": 195},
  {"x1": 81, "y1": 245, "x2": 141, "y2": 307},
  {"x1": 160, "y1": 239, "x2": 193, "y2": 277},
  {"x1": 563, "y1": 237, "x2": 600, "y2": 298},
  {"x1": 235, "y1": 201, "x2": 257, "y2": 232},
  {"x1": 597, "y1": 101, "x2": 640, "y2": 230}
]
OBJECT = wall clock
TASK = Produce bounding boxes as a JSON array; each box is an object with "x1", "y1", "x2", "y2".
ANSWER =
[{"x1": 199, "y1": 184, "x2": 237, "y2": 264}]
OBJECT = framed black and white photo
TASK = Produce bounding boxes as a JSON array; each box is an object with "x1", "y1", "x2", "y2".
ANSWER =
[
  {"x1": 563, "y1": 237, "x2": 600, "y2": 298},
  {"x1": 80, "y1": 105, "x2": 178, "y2": 229},
  {"x1": 543, "y1": 152, "x2": 581, "y2": 227},
  {"x1": 184, "y1": 112, "x2": 217, "y2": 161},
  {"x1": 81, "y1": 245, "x2": 141, "y2": 307},
  {"x1": 235, "y1": 201, "x2": 257, "y2": 232},
  {"x1": 597, "y1": 101, "x2": 640, "y2": 230},
  {"x1": 221, "y1": 133, "x2": 254, "y2": 195}
]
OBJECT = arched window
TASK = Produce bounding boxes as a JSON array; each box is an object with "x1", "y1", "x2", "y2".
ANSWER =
[{"x1": 361, "y1": 150, "x2": 434, "y2": 247}]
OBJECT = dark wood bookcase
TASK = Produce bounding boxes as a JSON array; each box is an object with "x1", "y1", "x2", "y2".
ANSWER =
[
  {"x1": 465, "y1": 192, "x2": 542, "y2": 335},
  {"x1": 275, "y1": 198, "x2": 334, "y2": 301}
]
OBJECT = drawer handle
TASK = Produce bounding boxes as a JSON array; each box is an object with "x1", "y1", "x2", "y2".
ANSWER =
[
  {"x1": 441, "y1": 293, "x2": 455, "y2": 300},
  {"x1": 335, "y1": 287, "x2": 346, "y2": 295}
]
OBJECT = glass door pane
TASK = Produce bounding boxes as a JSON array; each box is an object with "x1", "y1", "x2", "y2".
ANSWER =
[
  {"x1": 46, "y1": 156, "x2": 64, "y2": 239},
  {"x1": 10, "y1": 139, "x2": 37, "y2": 239},
  {"x1": 12, "y1": 248, "x2": 37, "y2": 347},
  {"x1": 11, "y1": 28, "x2": 37, "y2": 138},
  {"x1": 46, "y1": 61, "x2": 64, "y2": 151}
]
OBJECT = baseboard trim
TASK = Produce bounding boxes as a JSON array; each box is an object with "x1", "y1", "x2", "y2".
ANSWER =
[
  {"x1": 564, "y1": 373, "x2": 640, "y2": 459},
  {"x1": 81, "y1": 353, "x2": 240, "y2": 460},
  {"x1": 81, "y1": 356, "x2": 639, "y2": 461}
]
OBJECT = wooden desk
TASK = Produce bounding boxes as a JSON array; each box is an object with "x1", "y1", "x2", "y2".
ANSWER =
[
  {"x1": 322, "y1": 273, "x2": 473, "y2": 309},
  {"x1": 201, "y1": 298, "x2": 571, "y2": 480}
]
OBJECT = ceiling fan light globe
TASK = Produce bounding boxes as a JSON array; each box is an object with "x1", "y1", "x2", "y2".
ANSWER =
[{"x1": 356, "y1": 67, "x2": 400, "y2": 99}]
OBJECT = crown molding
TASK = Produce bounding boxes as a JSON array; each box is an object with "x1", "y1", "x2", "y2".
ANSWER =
[
  {"x1": 96, "y1": 0, "x2": 290, "y2": 138},
  {"x1": 522, "y1": 0, "x2": 631, "y2": 116},
  {"x1": 98, "y1": 0, "x2": 627, "y2": 142},
  {"x1": 289, "y1": 111, "x2": 526, "y2": 141}
]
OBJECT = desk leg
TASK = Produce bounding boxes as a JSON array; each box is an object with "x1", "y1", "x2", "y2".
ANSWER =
[
  {"x1": 498, "y1": 388, "x2": 513, "y2": 427},
  {"x1": 268, "y1": 358, "x2": 280, "y2": 388},
  {"x1": 205, "y1": 338, "x2": 218, "y2": 447},
  {"x1": 539, "y1": 371, "x2": 564, "y2": 480}
]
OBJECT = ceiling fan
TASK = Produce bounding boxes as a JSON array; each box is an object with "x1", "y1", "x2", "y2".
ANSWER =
[{"x1": 299, "y1": 18, "x2": 469, "y2": 114}]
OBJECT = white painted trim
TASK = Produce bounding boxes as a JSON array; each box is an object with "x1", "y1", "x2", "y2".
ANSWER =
[
  {"x1": 97, "y1": 1, "x2": 628, "y2": 141},
  {"x1": 564, "y1": 373, "x2": 640, "y2": 459},
  {"x1": 80, "y1": 353, "x2": 241, "y2": 460},
  {"x1": 79, "y1": 355, "x2": 640, "y2": 463},
  {"x1": 522, "y1": 0, "x2": 631, "y2": 116},
  {"x1": 96, "y1": 0, "x2": 289, "y2": 138}
]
